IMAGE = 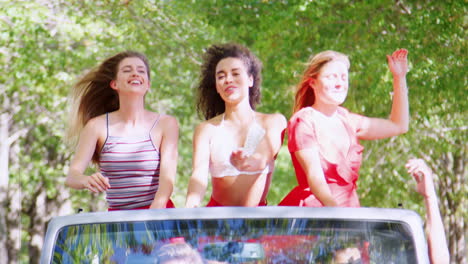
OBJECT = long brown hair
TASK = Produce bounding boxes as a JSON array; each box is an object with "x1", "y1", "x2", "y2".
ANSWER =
[
  {"x1": 196, "y1": 43, "x2": 262, "y2": 120},
  {"x1": 66, "y1": 51, "x2": 150, "y2": 148},
  {"x1": 293, "y1": 50, "x2": 349, "y2": 113}
]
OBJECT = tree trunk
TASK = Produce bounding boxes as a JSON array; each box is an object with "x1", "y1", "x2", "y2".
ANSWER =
[
  {"x1": 27, "y1": 188, "x2": 46, "y2": 264},
  {"x1": 0, "y1": 113, "x2": 10, "y2": 263},
  {"x1": 0, "y1": 193, "x2": 8, "y2": 264},
  {"x1": 6, "y1": 184, "x2": 20, "y2": 264},
  {"x1": 437, "y1": 151, "x2": 466, "y2": 264},
  {"x1": 26, "y1": 183, "x2": 73, "y2": 264}
]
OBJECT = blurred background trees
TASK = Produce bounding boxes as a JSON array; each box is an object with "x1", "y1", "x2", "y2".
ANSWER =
[{"x1": 0, "y1": 0, "x2": 465, "y2": 263}]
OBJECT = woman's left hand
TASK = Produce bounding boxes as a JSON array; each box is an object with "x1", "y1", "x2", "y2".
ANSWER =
[
  {"x1": 230, "y1": 148, "x2": 267, "y2": 172},
  {"x1": 387, "y1": 49, "x2": 408, "y2": 77},
  {"x1": 230, "y1": 148, "x2": 251, "y2": 171}
]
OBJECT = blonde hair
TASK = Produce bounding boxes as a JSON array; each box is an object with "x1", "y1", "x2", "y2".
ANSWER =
[
  {"x1": 156, "y1": 243, "x2": 203, "y2": 264},
  {"x1": 293, "y1": 50, "x2": 350, "y2": 113},
  {"x1": 66, "y1": 51, "x2": 150, "y2": 162}
]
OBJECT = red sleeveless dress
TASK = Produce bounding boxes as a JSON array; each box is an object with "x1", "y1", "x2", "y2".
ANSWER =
[{"x1": 279, "y1": 107, "x2": 364, "y2": 207}]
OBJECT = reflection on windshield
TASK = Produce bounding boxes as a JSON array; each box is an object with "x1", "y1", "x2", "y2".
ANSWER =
[{"x1": 52, "y1": 218, "x2": 416, "y2": 263}]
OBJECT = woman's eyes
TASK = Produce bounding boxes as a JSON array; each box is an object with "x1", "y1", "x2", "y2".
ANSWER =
[
  {"x1": 325, "y1": 74, "x2": 347, "y2": 80},
  {"x1": 122, "y1": 69, "x2": 146, "y2": 74},
  {"x1": 217, "y1": 73, "x2": 239, "y2": 80}
]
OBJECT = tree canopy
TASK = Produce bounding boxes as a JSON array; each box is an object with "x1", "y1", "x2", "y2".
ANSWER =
[{"x1": 0, "y1": 0, "x2": 465, "y2": 263}]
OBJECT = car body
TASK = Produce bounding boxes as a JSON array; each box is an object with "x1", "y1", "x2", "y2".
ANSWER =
[{"x1": 40, "y1": 206, "x2": 429, "y2": 263}]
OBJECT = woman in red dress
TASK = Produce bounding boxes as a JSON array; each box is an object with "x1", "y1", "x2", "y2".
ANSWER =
[{"x1": 280, "y1": 49, "x2": 409, "y2": 207}]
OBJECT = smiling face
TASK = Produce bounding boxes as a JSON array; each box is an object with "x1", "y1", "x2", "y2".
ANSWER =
[
  {"x1": 111, "y1": 57, "x2": 150, "y2": 94},
  {"x1": 215, "y1": 57, "x2": 253, "y2": 104},
  {"x1": 311, "y1": 60, "x2": 349, "y2": 107}
]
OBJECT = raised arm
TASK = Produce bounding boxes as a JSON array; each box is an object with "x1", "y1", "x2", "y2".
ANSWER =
[
  {"x1": 185, "y1": 123, "x2": 211, "y2": 208},
  {"x1": 405, "y1": 158, "x2": 450, "y2": 264},
  {"x1": 230, "y1": 113, "x2": 287, "y2": 172},
  {"x1": 150, "y1": 116, "x2": 179, "y2": 209},
  {"x1": 352, "y1": 49, "x2": 409, "y2": 140},
  {"x1": 65, "y1": 117, "x2": 110, "y2": 193}
]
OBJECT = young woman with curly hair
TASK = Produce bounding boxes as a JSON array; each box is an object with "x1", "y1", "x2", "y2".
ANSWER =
[{"x1": 185, "y1": 43, "x2": 286, "y2": 207}]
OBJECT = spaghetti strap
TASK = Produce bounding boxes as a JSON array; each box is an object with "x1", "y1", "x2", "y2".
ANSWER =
[
  {"x1": 99, "y1": 113, "x2": 110, "y2": 156},
  {"x1": 149, "y1": 114, "x2": 162, "y2": 135},
  {"x1": 220, "y1": 113, "x2": 225, "y2": 127},
  {"x1": 106, "y1": 112, "x2": 110, "y2": 136}
]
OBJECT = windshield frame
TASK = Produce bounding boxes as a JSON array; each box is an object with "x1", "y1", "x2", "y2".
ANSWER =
[{"x1": 40, "y1": 206, "x2": 429, "y2": 264}]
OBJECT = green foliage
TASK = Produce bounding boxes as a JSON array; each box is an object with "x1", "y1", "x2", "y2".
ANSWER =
[{"x1": 2, "y1": 0, "x2": 466, "y2": 262}]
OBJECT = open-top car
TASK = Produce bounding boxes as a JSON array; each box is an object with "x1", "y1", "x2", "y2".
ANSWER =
[{"x1": 40, "y1": 207, "x2": 429, "y2": 263}]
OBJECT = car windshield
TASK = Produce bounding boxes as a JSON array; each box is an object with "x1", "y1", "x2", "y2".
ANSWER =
[{"x1": 52, "y1": 217, "x2": 416, "y2": 263}]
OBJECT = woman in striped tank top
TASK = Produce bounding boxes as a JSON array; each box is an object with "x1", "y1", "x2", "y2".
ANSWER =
[{"x1": 65, "y1": 51, "x2": 178, "y2": 210}]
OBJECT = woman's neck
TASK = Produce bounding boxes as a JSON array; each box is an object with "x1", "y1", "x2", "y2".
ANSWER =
[
  {"x1": 116, "y1": 96, "x2": 146, "y2": 124},
  {"x1": 224, "y1": 100, "x2": 255, "y2": 125},
  {"x1": 311, "y1": 102, "x2": 339, "y2": 117}
]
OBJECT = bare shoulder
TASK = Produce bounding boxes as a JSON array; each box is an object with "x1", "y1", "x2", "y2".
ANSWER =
[
  {"x1": 158, "y1": 113, "x2": 179, "y2": 129},
  {"x1": 195, "y1": 116, "x2": 218, "y2": 134},
  {"x1": 193, "y1": 115, "x2": 223, "y2": 141},
  {"x1": 83, "y1": 114, "x2": 106, "y2": 134},
  {"x1": 79, "y1": 114, "x2": 107, "y2": 145},
  {"x1": 257, "y1": 112, "x2": 287, "y2": 129},
  {"x1": 347, "y1": 110, "x2": 368, "y2": 132}
]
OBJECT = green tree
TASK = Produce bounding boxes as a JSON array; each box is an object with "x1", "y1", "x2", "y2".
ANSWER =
[{"x1": 1, "y1": 0, "x2": 465, "y2": 263}]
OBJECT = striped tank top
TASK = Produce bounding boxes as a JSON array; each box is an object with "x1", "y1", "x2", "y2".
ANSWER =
[{"x1": 99, "y1": 113, "x2": 161, "y2": 210}]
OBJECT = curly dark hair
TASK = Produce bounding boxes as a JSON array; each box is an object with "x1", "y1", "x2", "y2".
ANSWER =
[{"x1": 196, "y1": 43, "x2": 262, "y2": 120}]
